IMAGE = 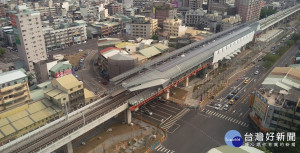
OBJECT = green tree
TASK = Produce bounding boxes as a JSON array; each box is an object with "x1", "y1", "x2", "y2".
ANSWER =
[
  {"x1": 260, "y1": 8, "x2": 276, "y2": 19},
  {"x1": 151, "y1": 35, "x2": 158, "y2": 40},
  {"x1": 286, "y1": 40, "x2": 295, "y2": 47},
  {"x1": 0, "y1": 48, "x2": 5, "y2": 57}
]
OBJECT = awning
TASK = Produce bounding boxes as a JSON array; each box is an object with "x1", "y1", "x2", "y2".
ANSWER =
[{"x1": 225, "y1": 56, "x2": 231, "y2": 60}]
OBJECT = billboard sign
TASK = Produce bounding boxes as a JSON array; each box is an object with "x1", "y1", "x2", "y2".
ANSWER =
[
  {"x1": 55, "y1": 69, "x2": 73, "y2": 78},
  {"x1": 172, "y1": 1, "x2": 178, "y2": 8}
]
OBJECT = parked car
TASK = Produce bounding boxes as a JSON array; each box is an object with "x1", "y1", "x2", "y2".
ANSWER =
[
  {"x1": 227, "y1": 94, "x2": 234, "y2": 99},
  {"x1": 232, "y1": 90, "x2": 238, "y2": 94},
  {"x1": 234, "y1": 95, "x2": 240, "y2": 100},
  {"x1": 78, "y1": 49, "x2": 83, "y2": 52},
  {"x1": 229, "y1": 99, "x2": 235, "y2": 105},
  {"x1": 223, "y1": 104, "x2": 229, "y2": 111},
  {"x1": 244, "y1": 79, "x2": 249, "y2": 84},
  {"x1": 214, "y1": 104, "x2": 222, "y2": 110},
  {"x1": 254, "y1": 70, "x2": 259, "y2": 75}
]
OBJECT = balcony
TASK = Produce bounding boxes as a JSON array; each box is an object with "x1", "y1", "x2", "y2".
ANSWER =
[
  {"x1": 15, "y1": 84, "x2": 25, "y2": 91},
  {"x1": 14, "y1": 95, "x2": 27, "y2": 103},
  {"x1": 13, "y1": 90, "x2": 25, "y2": 97},
  {"x1": 1, "y1": 89, "x2": 13, "y2": 95}
]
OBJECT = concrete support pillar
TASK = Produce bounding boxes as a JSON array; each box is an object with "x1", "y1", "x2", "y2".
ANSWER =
[
  {"x1": 184, "y1": 77, "x2": 189, "y2": 87},
  {"x1": 66, "y1": 142, "x2": 73, "y2": 153},
  {"x1": 163, "y1": 89, "x2": 170, "y2": 100},
  {"x1": 126, "y1": 109, "x2": 132, "y2": 124}
]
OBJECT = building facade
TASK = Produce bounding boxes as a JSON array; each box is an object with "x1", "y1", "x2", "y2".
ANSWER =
[
  {"x1": 106, "y1": 2, "x2": 123, "y2": 16},
  {"x1": 43, "y1": 25, "x2": 87, "y2": 51},
  {"x1": 11, "y1": 10, "x2": 47, "y2": 73},
  {"x1": 130, "y1": 17, "x2": 158, "y2": 39},
  {"x1": 154, "y1": 5, "x2": 176, "y2": 25},
  {"x1": 163, "y1": 19, "x2": 187, "y2": 37},
  {"x1": 0, "y1": 3, "x2": 6, "y2": 18},
  {"x1": 235, "y1": 0, "x2": 262, "y2": 23},
  {"x1": 208, "y1": 0, "x2": 236, "y2": 15},
  {"x1": 0, "y1": 69, "x2": 30, "y2": 111}
]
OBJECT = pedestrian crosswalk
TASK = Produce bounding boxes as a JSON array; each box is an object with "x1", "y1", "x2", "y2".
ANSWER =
[
  {"x1": 205, "y1": 110, "x2": 249, "y2": 127},
  {"x1": 161, "y1": 108, "x2": 190, "y2": 131},
  {"x1": 155, "y1": 144, "x2": 175, "y2": 153}
]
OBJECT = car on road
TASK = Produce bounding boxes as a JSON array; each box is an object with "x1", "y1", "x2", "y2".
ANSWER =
[
  {"x1": 227, "y1": 94, "x2": 234, "y2": 99},
  {"x1": 254, "y1": 70, "x2": 259, "y2": 75},
  {"x1": 78, "y1": 49, "x2": 83, "y2": 52},
  {"x1": 223, "y1": 104, "x2": 229, "y2": 111},
  {"x1": 214, "y1": 104, "x2": 222, "y2": 110},
  {"x1": 244, "y1": 79, "x2": 249, "y2": 84},
  {"x1": 232, "y1": 90, "x2": 238, "y2": 94},
  {"x1": 209, "y1": 102, "x2": 215, "y2": 106},
  {"x1": 234, "y1": 95, "x2": 240, "y2": 100},
  {"x1": 229, "y1": 99, "x2": 234, "y2": 105}
]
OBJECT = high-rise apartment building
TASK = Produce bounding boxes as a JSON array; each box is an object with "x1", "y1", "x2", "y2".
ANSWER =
[
  {"x1": 10, "y1": 10, "x2": 47, "y2": 73},
  {"x1": 235, "y1": 0, "x2": 262, "y2": 23}
]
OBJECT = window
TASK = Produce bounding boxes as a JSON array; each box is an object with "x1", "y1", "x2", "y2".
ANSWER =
[
  {"x1": 63, "y1": 98, "x2": 66, "y2": 101},
  {"x1": 78, "y1": 85, "x2": 81, "y2": 88},
  {"x1": 70, "y1": 88, "x2": 73, "y2": 91}
]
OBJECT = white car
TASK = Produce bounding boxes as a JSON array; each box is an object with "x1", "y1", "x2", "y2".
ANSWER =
[
  {"x1": 223, "y1": 104, "x2": 229, "y2": 111},
  {"x1": 78, "y1": 49, "x2": 83, "y2": 52},
  {"x1": 214, "y1": 104, "x2": 222, "y2": 110},
  {"x1": 254, "y1": 70, "x2": 259, "y2": 75}
]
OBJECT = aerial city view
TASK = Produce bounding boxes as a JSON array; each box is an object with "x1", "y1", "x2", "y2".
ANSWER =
[{"x1": 0, "y1": 0, "x2": 299, "y2": 153}]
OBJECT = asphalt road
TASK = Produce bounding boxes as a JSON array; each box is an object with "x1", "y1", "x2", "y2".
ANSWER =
[
  {"x1": 151, "y1": 30, "x2": 300, "y2": 153},
  {"x1": 76, "y1": 49, "x2": 107, "y2": 95}
]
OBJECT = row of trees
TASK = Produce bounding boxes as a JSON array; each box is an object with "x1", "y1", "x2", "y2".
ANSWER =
[
  {"x1": 260, "y1": 8, "x2": 276, "y2": 19},
  {"x1": 263, "y1": 32, "x2": 300, "y2": 69}
]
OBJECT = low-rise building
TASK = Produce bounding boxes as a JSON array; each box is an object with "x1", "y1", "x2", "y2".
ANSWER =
[
  {"x1": 0, "y1": 26, "x2": 16, "y2": 47},
  {"x1": 97, "y1": 38, "x2": 122, "y2": 50},
  {"x1": 163, "y1": 19, "x2": 187, "y2": 37},
  {"x1": 44, "y1": 74, "x2": 95, "y2": 111},
  {"x1": 43, "y1": 25, "x2": 87, "y2": 51},
  {"x1": 0, "y1": 98, "x2": 62, "y2": 144},
  {"x1": 129, "y1": 16, "x2": 158, "y2": 39},
  {"x1": 185, "y1": 9, "x2": 222, "y2": 32},
  {"x1": 0, "y1": 69, "x2": 30, "y2": 111},
  {"x1": 91, "y1": 21, "x2": 123, "y2": 38},
  {"x1": 250, "y1": 67, "x2": 300, "y2": 132},
  {"x1": 221, "y1": 15, "x2": 241, "y2": 31},
  {"x1": 106, "y1": 2, "x2": 123, "y2": 16}
]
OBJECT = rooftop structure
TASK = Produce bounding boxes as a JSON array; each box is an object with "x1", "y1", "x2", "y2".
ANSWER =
[{"x1": 0, "y1": 99, "x2": 62, "y2": 144}]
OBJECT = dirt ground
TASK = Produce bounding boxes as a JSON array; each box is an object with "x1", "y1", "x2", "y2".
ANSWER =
[
  {"x1": 170, "y1": 87, "x2": 188, "y2": 101},
  {"x1": 64, "y1": 50, "x2": 90, "y2": 67},
  {"x1": 74, "y1": 123, "x2": 140, "y2": 153},
  {"x1": 74, "y1": 122, "x2": 163, "y2": 153}
]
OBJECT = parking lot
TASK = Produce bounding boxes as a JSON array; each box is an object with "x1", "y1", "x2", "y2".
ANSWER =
[{"x1": 133, "y1": 99, "x2": 188, "y2": 133}]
